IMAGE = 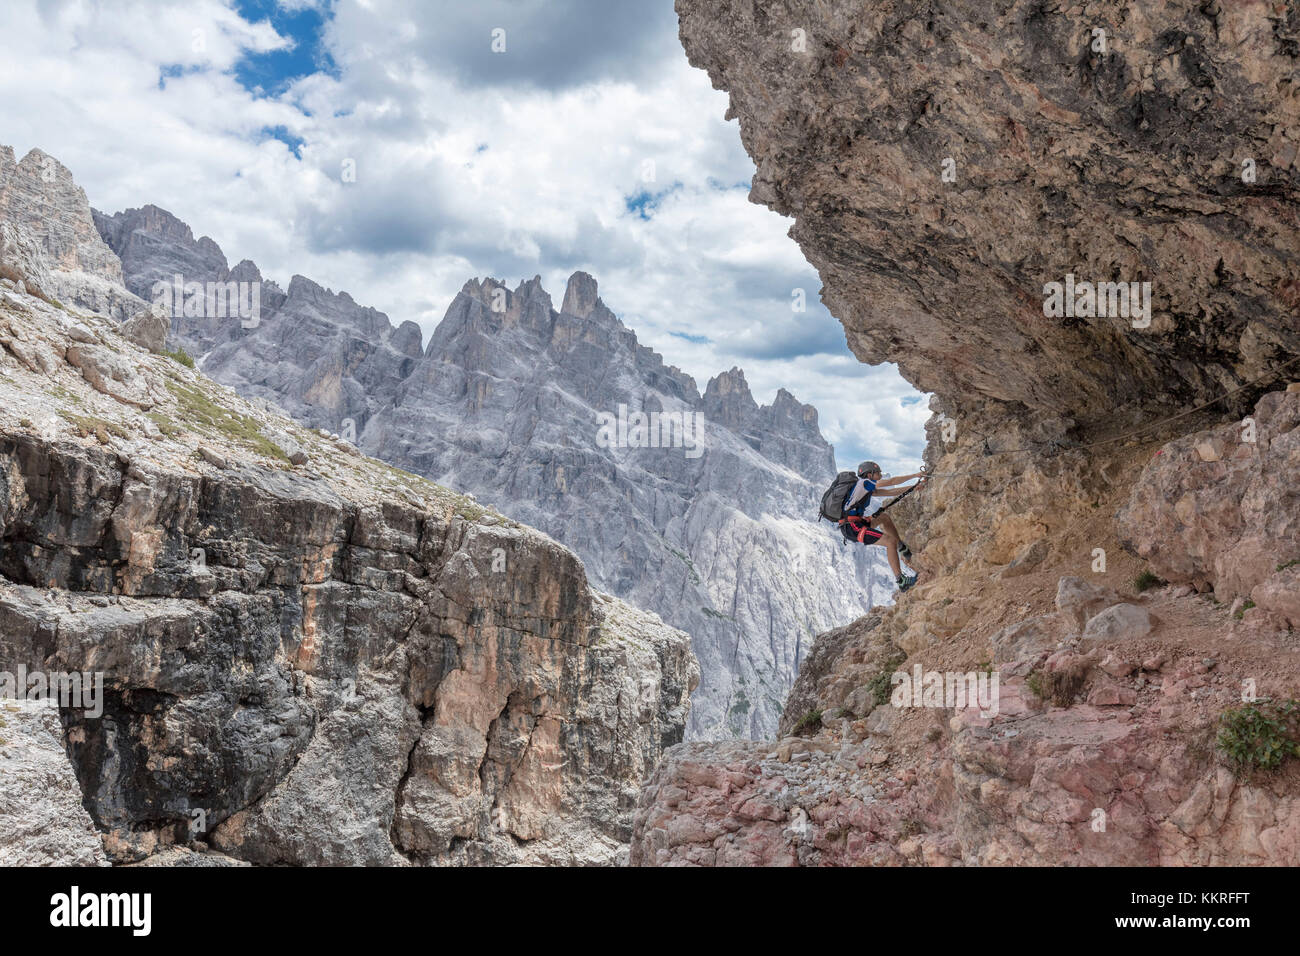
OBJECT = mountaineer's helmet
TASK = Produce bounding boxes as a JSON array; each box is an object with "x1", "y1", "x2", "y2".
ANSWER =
[{"x1": 857, "y1": 461, "x2": 881, "y2": 478}]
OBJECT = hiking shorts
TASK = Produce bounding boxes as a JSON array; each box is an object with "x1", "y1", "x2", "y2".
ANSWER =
[{"x1": 840, "y1": 515, "x2": 884, "y2": 546}]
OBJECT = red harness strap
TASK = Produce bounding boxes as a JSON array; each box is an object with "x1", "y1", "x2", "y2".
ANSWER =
[{"x1": 839, "y1": 515, "x2": 877, "y2": 544}]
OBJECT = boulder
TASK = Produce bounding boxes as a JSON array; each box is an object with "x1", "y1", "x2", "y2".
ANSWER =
[
  {"x1": 1251, "y1": 567, "x2": 1300, "y2": 628},
  {"x1": 1082, "y1": 604, "x2": 1152, "y2": 645},
  {"x1": 1056, "y1": 576, "x2": 1121, "y2": 631},
  {"x1": 1001, "y1": 538, "x2": 1049, "y2": 578},
  {"x1": 120, "y1": 306, "x2": 168, "y2": 353},
  {"x1": 990, "y1": 614, "x2": 1059, "y2": 664}
]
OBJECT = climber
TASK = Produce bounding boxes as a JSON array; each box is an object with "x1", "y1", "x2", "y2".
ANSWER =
[{"x1": 820, "y1": 460, "x2": 927, "y2": 592}]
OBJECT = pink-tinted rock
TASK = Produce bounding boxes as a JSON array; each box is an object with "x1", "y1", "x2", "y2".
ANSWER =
[{"x1": 1119, "y1": 391, "x2": 1300, "y2": 603}]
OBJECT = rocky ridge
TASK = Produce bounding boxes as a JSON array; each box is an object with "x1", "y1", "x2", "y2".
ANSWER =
[{"x1": 0, "y1": 269, "x2": 697, "y2": 865}]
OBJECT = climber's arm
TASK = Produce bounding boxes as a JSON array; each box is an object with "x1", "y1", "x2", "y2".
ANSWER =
[{"x1": 875, "y1": 472, "x2": 926, "y2": 490}]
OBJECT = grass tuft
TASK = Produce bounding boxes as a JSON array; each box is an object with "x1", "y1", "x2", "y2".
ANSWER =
[
  {"x1": 162, "y1": 347, "x2": 195, "y2": 369},
  {"x1": 1217, "y1": 699, "x2": 1300, "y2": 776}
]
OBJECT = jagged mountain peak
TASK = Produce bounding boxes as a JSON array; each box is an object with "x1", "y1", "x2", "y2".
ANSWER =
[
  {"x1": 0, "y1": 143, "x2": 139, "y2": 320},
  {"x1": 561, "y1": 269, "x2": 600, "y2": 318},
  {"x1": 227, "y1": 258, "x2": 265, "y2": 284},
  {"x1": 702, "y1": 366, "x2": 757, "y2": 425},
  {"x1": 16, "y1": 146, "x2": 70, "y2": 175}
]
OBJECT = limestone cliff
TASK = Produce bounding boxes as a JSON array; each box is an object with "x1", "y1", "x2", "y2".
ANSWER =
[
  {"x1": 0, "y1": 268, "x2": 697, "y2": 866},
  {"x1": 627, "y1": 0, "x2": 1300, "y2": 866}
]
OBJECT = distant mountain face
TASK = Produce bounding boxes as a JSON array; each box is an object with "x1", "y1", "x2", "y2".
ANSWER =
[
  {"x1": 0, "y1": 147, "x2": 143, "y2": 321},
  {"x1": 92, "y1": 202, "x2": 893, "y2": 740}
]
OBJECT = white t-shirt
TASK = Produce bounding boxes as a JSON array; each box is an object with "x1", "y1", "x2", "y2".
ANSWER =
[{"x1": 845, "y1": 477, "x2": 877, "y2": 514}]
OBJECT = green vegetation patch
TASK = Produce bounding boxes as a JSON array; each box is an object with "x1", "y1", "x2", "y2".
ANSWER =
[
  {"x1": 1026, "y1": 662, "x2": 1087, "y2": 707},
  {"x1": 166, "y1": 380, "x2": 288, "y2": 463},
  {"x1": 867, "y1": 651, "x2": 908, "y2": 707},
  {"x1": 58, "y1": 410, "x2": 129, "y2": 444},
  {"x1": 162, "y1": 347, "x2": 196, "y2": 369},
  {"x1": 792, "y1": 708, "x2": 822, "y2": 735},
  {"x1": 1132, "y1": 569, "x2": 1164, "y2": 592},
  {"x1": 1217, "y1": 699, "x2": 1300, "y2": 776}
]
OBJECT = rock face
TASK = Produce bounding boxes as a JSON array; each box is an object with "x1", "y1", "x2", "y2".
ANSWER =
[
  {"x1": 677, "y1": 0, "x2": 1300, "y2": 431},
  {"x1": 1118, "y1": 388, "x2": 1300, "y2": 614},
  {"x1": 626, "y1": 0, "x2": 1300, "y2": 866},
  {"x1": 0, "y1": 147, "x2": 144, "y2": 320},
  {"x1": 93, "y1": 197, "x2": 894, "y2": 740},
  {"x1": 0, "y1": 278, "x2": 697, "y2": 865},
  {"x1": 0, "y1": 701, "x2": 109, "y2": 866},
  {"x1": 632, "y1": 553, "x2": 1300, "y2": 866}
]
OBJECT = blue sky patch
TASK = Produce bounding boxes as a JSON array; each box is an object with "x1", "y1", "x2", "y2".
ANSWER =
[
  {"x1": 232, "y1": 0, "x2": 338, "y2": 98},
  {"x1": 669, "y1": 330, "x2": 711, "y2": 345},
  {"x1": 259, "y1": 125, "x2": 306, "y2": 159},
  {"x1": 157, "y1": 63, "x2": 206, "y2": 90},
  {"x1": 623, "y1": 182, "x2": 682, "y2": 220}
]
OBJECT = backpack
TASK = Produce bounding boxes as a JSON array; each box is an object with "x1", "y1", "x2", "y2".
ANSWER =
[{"x1": 819, "y1": 470, "x2": 860, "y2": 522}]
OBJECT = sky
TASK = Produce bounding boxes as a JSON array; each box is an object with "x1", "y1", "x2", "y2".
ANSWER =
[{"x1": 0, "y1": 0, "x2": 930, "y2": 474}]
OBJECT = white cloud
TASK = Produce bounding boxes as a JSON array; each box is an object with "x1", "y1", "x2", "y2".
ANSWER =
[{"x1": 0, "y1": 0, "x2": 928, "y2": 474}]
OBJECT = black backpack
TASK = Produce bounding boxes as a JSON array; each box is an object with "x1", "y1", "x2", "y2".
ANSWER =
[{"x1": 819, "y1": 471, "x2": 860, "y2": 522}]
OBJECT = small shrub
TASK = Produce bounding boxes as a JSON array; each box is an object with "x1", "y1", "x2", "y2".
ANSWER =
[
  {"x1": 163, "y1": 347, "x2": 195, "y2": 369},
  {"x1": 867, "y1": 652, "x2": 907, "y2": 706},
  {"x1": 1217, "y1": 699, "x2": 1300, "y2": 776},
  {"x1": 899, "y1": 818, "x2": 924, "y2": 837},
  {"x1": 1234, "y1": 600, "x2": 1256, "y2": 620},
  {"x1": 1026, "y1": 665, "x2": 1086, "y2": 707},
  {"x1": 792, "y1": 709, "x2": 823, "y2": 735},
  {"x1": 1277, "y1": 559, "x2": 1299, "y2": 572},
  {"x1": 1133, "y1": 569, "x2": 1163, "y2": 592}
]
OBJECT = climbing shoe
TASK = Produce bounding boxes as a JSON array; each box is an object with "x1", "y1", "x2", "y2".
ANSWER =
[
  {"x1": 896, "y1": 573, "x2": 918, "y2": 593},
  {"x1": 897, "y1": 540, "x2": 913, "y2": 562}
]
